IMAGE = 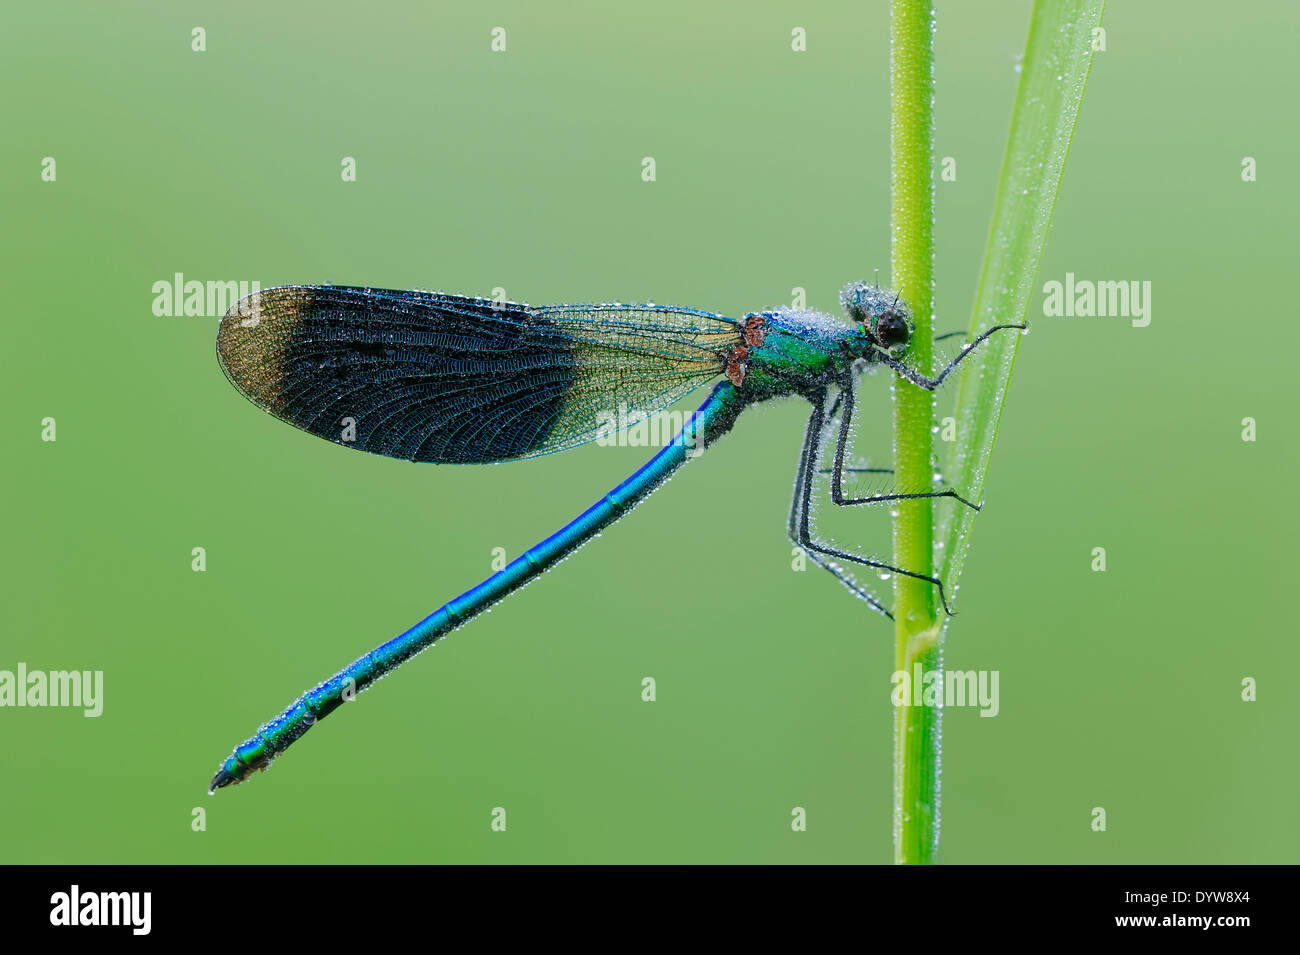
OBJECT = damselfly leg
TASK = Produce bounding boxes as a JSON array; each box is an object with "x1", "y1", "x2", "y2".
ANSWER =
[
  {"x1": 876, "y1": 322, "x2": 1027, "y2": 392},
  {"x1": 792, "y1": 322, "x2": 1026, "y2": 618},
  {"x1": 788, "y1": 389, "x2": 954, "y2": 617},
  {"x1": 787, "y1": 393, "x2": 893, "y2": 619},
  {"x1": 827, "y1": 381, "x2": 981, "y2": 512}
]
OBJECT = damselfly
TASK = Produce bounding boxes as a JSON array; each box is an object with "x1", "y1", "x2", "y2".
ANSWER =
[{"x1": 208, "y1": 282, "x2": 1022, "y2": 791}]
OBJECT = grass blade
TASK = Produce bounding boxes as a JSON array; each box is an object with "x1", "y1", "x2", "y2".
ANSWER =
[{"x1": 935, "y1": 0, "x2": 1106, "y2": 596}]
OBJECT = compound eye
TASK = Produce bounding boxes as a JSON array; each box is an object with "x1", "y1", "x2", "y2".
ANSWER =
[{"x1": 875, "y1": 312, "x2": 910, "y2": 348}]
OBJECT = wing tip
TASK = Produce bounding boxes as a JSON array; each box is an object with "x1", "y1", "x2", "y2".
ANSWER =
[{"x1": 215, "y1": 286, "x2": 308, "y2": 409}]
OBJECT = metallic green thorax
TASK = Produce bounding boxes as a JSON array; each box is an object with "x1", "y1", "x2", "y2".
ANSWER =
[
  {"x1": 743, "y1": 321, "x2": 841, "y2": 398},
  {"x1": 736, "y1": 297, "x2": 908, "y2": 402}
]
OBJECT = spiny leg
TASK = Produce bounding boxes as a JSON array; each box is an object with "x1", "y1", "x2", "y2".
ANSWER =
[
  {"x1": 819, "y1": 467, "x2": 893, "y2": 475},
  {"x1": 820, "y1": 385, "x2": 887, "y2": 473},
  {"x1": 881, "y1": 322, "x2": 1027, "y2": 391},
  {"x1": 818, "y1": 372, "x2": 892, "y2": 477},
  {"x1": 796, "y1": 324, "x2": 1023, "y2": 612},
  {"x1": 793, "y1": 383, "x2": 956, "y2": 616},
  {"x1": 828, "y1": 376, "x2": 981, "y2": 513},
  {"x1": 787, "y1": 391, "x2": 893, "y2": 619},
  {"x1": 817, "y1": 341, "x2": 987, "y2": 478}
]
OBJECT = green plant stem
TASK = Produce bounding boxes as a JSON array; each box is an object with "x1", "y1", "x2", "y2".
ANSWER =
[{"x1": 889, "y1": 0, "x2": 940, "y2": 865}]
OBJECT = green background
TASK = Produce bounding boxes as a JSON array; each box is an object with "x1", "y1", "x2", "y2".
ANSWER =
[{"x1": 3, "y1": 0, "x2": 1296, "y2": 863}]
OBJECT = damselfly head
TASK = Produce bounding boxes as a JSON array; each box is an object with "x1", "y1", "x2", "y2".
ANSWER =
[{"x1": 840, "y1": 280, "x2": 913, "y2": 357}]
